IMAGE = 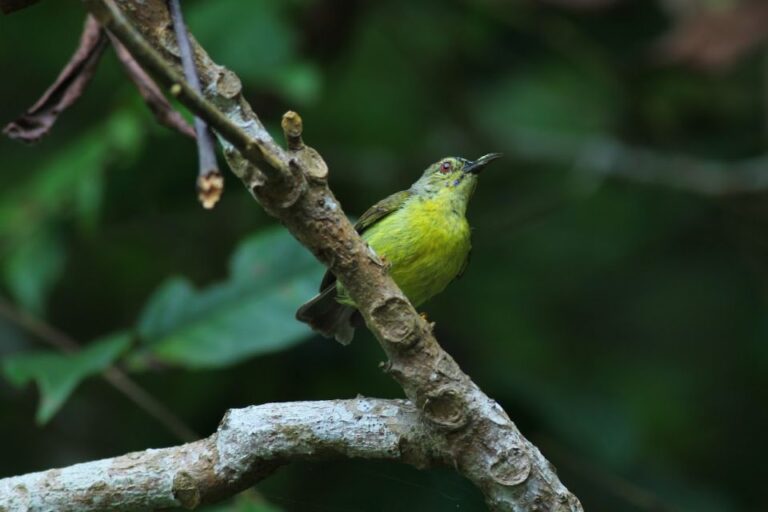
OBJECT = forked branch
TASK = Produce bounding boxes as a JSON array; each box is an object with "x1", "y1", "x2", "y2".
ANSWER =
[
  {"x1": 2, "y1": 1, "x2": 583, "y2": 510},
  {"x1": 0, "y1": 400, "x2": 433, "y2": 511}
]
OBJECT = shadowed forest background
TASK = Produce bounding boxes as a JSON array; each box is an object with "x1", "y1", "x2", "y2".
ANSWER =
[{"x1": 1, "y1": 0, "x2": 767, "y2": 510}]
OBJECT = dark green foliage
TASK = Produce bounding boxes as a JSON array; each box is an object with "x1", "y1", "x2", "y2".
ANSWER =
[
  {"x1": 2, "y1": 332, "x2": 130, "y2": 423},
  {"x1": 134, "y1": 228, "x2": 323, "y2": 368},
  {"x1": 1, "y1": 1, "x2": 766, "y2": 511}
]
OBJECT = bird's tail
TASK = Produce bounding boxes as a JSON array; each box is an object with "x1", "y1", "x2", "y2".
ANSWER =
[{"x1": 296, "y1": 284, "x2": 357, "y2": 345}]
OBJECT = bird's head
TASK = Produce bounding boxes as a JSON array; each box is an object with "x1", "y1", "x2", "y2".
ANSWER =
[{"x1": 412, "y1": 153, "x2": 502, "y2": 201}]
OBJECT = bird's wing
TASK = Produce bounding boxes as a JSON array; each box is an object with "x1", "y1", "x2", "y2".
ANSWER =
[
  {"x1": 318, "y1": 189, "x2": 412, "y2": 291},
  {"x1": 354, "y1": 189, "x2": 412, "y2": 234}
]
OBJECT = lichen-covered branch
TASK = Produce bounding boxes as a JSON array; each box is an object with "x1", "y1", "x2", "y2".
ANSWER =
[
  {"x1": 77, "y1": 1, "x2": 583, "y2": 510},
  {"x1": 0, "y1": 399, "x2": 433, "y2": 512}
]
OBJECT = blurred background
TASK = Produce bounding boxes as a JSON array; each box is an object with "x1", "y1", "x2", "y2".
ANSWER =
[{"x1": 1, "y1": 0, "x2": 767, "y2": 510}]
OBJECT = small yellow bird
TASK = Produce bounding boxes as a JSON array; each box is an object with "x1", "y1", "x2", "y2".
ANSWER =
[{"x1": 296, "y1": 153, "x2": 501, "y2": 344}]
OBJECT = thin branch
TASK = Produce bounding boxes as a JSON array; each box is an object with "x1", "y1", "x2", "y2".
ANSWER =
[
  {"x1": 0, "y1": 0, "x2": 40, "y2": 14},
  {"x1": 108, "y1": 32, "x2": 196, "y2": 139},
  {"x1": 80, "y1": 1, "x2": 582, "y2": 510},
  {"x1": 101, "y1": 368, "x2": 198, "y2": 442},
  {"x1": 0, "y1": 399, "x2": 433, "y2": 512},
  {"x1": 503, "y1": 129, "x2": 768, "y2": 196},
  {"x1": 0, "y1": 297, "x2": 198, "y2": 442},
  {"x1": 2, "y1": 15, "x2": 107, "y2": 143},
  {"x1": 167, "y1": 0, "x2": 223, "y2": 209},
  {"x1": 84, "y1": 0, "x2": 289, "y2": 181}
]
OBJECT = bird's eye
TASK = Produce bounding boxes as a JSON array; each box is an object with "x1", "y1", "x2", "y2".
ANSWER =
[{"x1": 440, "y1": 161, "x2": 451, "y2": 174}]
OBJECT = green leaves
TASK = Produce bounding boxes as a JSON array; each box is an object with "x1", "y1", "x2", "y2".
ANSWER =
[
  {"x1": 134, "y1": 227, "x2": 323, "y2": 368},
  {"x1": 1, "y1": 332, "x2": 131, "y2": 424},
  {"x1": 1, "y1": 227, "x2": 323, "y2": 423},
  {"x1": 3, "y1": 230, "x2": 66, "y2": 317},
  {"x1": 0, "y1": 109, "x2": 144, "y2": 315},
  {"x1": 187, "y1": 0, "x2": 321, "y2": 105}
]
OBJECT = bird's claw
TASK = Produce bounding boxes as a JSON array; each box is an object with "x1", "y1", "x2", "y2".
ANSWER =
[{"x1": 367, "y1": 244, "x2": 391, "y2": 271}]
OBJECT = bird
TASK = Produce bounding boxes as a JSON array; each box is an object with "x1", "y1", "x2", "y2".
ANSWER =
[{"x1": 296, "y1": 153, "x2": 502, "y2": 344}]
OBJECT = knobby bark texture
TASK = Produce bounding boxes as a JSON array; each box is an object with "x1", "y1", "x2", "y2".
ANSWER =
[
  {"x1": 3, "y1": 1, "x2": 584, "y2": 510},
  {"x1": 0, "y1": 400, "x2": 434, "y2": 512}
]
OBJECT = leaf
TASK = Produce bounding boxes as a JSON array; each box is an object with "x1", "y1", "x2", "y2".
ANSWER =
[
  {"x1": 0, "y1": 108, "x2": 144, "y2": 314},
  {"x1": 1, "y1": 332, "x2": 131, "y2": 424},
  {"x1": 187, "y1": 0, "x2": 298, "y2": 85},
  {"x1": 135, "y1": 227, "x2": 323, "y2": 369},
  {"x1": 3, "y1": 230, "x2": 66, "y2": 316}
]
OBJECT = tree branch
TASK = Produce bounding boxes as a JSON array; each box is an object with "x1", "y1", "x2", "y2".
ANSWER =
[
  {"x1": 108, "y1": 32, "x2": 196, "y2": 139},
  {"x1": 503, "y1": 129, "x2": 768, "y2": 196},
  {"x1": 167, "y1": 0, "x2": 223, "y2": 209},
  {"x1": 0, "y1": 399, "x2": 435, "y2": 512},
  {"x1": 0, "y1": 297, "x2": 198, "y2": 442},
  {"x1": 0, "y1": 0, "x2": 40, "y2": 14},
  {"x1": 8, "y1": 1, "x2": 584, "y2": 509}
]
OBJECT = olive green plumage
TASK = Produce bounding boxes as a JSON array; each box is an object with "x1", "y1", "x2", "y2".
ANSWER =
[{"x1": 296, "y1": 153, "x2": 501, "y2": 344}]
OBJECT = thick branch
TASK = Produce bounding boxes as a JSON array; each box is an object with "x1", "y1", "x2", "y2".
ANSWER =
[
  {"x1": 77, "y1": 1, "x2": 582, "y2": 510},
  {"x1": 0, "y1": 399, "x2": 433, "y2": 512}
]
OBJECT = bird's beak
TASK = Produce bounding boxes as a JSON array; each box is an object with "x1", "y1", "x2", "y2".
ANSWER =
[{"x1": 464, "y1": 153, "x2": 502, "y2": 174}]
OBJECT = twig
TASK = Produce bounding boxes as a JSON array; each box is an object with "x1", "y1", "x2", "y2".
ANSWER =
[
  {"x1": 0, "y1": 0, "x2": 40, "y2": 14},
  {"x1": 84, "y1": 0, "x2": 290, "y2": 181},
  {"x1": 0, "y1": 399, "x2": 433, "y2": 512},
  {"x1": 502, "y1": 129, "x2": 768, "y2": 196},
  {"x1": 0, "y1": 297, "x2": 198, "y2": 442},
  {"x1": 75, "y1": 2, "x2": 582, "y2": 509},
  {"x1": 167, "y1": 0, "x2": 223, "y2": 209},
  {"x1": 539, "y1": 436, "x2": 676, "y2": 512},
  {"x1": 108, "y1": 32, "x2": 195, "y2": 139}
]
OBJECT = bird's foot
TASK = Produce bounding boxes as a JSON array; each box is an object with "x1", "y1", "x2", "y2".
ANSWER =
[{"x1": 367, "y1": 244, "x2": 391, "y2": 271}]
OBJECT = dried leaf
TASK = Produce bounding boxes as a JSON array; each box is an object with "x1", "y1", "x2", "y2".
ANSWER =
[{"x1": 2, "y1": 15, "x2": 107, "y2": 142}]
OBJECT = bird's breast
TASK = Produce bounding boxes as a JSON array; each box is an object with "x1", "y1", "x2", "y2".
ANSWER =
[{"x1": 362, "y1": 196, "x2": 471, "y2": 306}]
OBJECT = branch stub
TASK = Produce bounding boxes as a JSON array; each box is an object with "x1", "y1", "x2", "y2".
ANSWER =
[
  {"x1": 281, "y1": 110, "x2": 304, "y2": 151},
  {"x1": 370, "y1": 296, "x2": 420, "y2": 348},
  {"x1": 422, "y1": 388, "x2": 468, "y2": 430},
  {"x1": 488, "y1": 445, "x2": 531, "y2": 487}
]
